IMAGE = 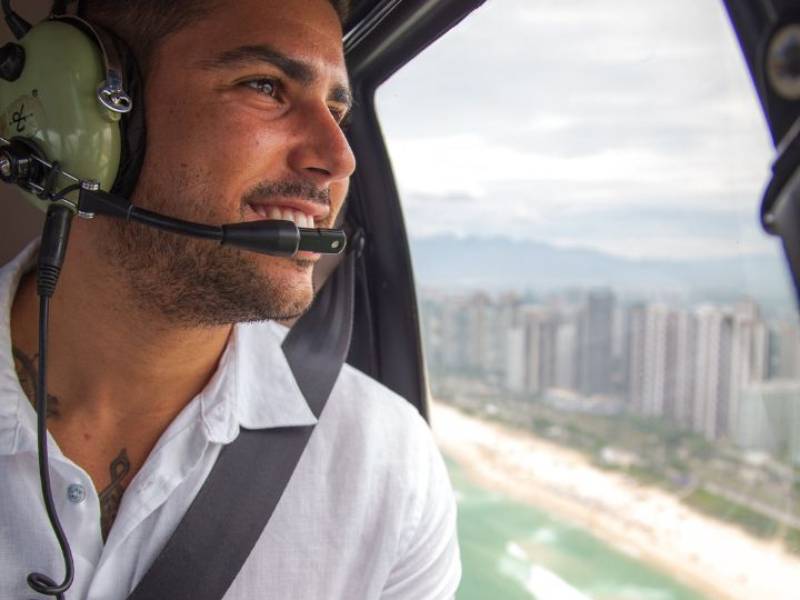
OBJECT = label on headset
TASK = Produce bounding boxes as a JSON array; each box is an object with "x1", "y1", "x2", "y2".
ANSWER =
[{"x1": 0, "y1": 93, "x2": 45, "y2": 138}]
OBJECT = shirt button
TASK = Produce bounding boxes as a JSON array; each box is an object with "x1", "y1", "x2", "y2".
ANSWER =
[{"x1": 67, "y1": 483, "x2": 86, "y2": 504}]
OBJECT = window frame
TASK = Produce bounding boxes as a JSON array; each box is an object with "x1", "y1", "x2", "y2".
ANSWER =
[{"x1": 343, "y1": 0, "x2": 486, "y2": 419}]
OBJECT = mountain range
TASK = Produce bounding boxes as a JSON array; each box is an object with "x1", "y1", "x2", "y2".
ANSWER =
[{"x1": 408, "y1": 235, "x2": 796, "y2": 311}]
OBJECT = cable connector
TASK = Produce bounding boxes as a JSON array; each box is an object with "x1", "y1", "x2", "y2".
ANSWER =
[{"x1": 37, "y1": 205, "x2": 73, "y2": 298}]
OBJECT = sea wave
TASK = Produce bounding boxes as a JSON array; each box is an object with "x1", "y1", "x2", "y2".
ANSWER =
[
  {"x1": 531, "y1": 526, "x2": 559, "y2": 545},
  {"x1": 589, "y1": 582, "x2": 675, "y2": 600},
  {"x1": 499, "y1": 542, "x2": 592, "y2": 600}
]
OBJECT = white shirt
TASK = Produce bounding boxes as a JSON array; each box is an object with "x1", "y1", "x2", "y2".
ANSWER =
[{"x1": 0, "y1": 243, "x2": 461, "y2": 600}]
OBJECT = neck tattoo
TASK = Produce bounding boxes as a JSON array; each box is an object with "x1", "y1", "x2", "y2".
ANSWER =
[{"x1": 99, "y1": 448, "x2": 131, "y2": 541}]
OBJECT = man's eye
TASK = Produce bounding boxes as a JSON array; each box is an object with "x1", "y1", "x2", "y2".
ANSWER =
[
  {"x1": 243, "y1": 78, "x2": 280, "y2": 98},
  {"x1": 331, "y1": 108, "x2": 351, "y2": 129}
]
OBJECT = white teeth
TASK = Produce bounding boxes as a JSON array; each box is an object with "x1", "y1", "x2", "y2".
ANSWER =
[{"x1": 251, "y1": 204, "x2": 314, "y2": 227}]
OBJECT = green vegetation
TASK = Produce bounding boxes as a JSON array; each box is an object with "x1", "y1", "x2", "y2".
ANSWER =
[
  {"x1": 683, "y1": 488, "x2": 779, "y2": 539},
  {"x1": 626, "y1": 465, "x2": 665, "y2": 487},
  {"x1": 681, "y1": 487, "x2": 800, "y2": 555},
  {"x1": 531, "y1": 416, "x2": 552, "y2": 432},
  {"x1": 785, "y1": 528, "x2": 800, "y2": 555}
]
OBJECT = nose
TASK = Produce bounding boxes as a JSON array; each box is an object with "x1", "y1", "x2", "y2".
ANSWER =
[{"x1": 287, "y1": 102, "x2": 356, "y2": 185}]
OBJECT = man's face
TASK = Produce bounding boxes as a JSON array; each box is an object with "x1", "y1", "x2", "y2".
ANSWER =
[{"x1": 99, "y1": 0, "x2": 355, "y2": 325}]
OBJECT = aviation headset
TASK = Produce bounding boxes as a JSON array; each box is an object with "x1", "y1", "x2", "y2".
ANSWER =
[
  {"x1": 0, "y1": 3, "x2": 347, "y2": 598},
  {"x1": 0, "y1": 5, "x2": 145, "y2": 208}
]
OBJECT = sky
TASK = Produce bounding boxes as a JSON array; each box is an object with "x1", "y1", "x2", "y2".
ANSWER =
[{"x1": 375, "y1": 0, "x2": 780, "y2": 261}]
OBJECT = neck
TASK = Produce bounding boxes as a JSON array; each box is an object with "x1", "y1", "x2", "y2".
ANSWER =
[{"x1": 10, "y1": 232, "x2": 232, "y2": 434}]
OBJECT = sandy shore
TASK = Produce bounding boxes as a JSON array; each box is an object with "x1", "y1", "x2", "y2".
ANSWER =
[{"x1": 431, "y1": 401, "x2": 800, "y2": 600}]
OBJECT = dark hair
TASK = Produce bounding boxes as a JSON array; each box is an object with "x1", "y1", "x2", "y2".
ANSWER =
[{"x1": 56, "y1": 0, "x2": 351, "y2": 70}]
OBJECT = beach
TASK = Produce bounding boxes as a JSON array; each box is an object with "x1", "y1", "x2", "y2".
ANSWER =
[{"x1": 431, "y1": 401, "x2": 800, "y2": 600}]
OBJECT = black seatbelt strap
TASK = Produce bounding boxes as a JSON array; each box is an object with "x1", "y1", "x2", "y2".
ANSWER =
[
  {"x1": 282, "y1": 228, "x2": 360, "y2": 405},
  {"x1": 126, "y1": 425, "x2": 317, "y2": 600},
  {"x1": 127, "y1": 240, "x2": 359, "y2": 600}
]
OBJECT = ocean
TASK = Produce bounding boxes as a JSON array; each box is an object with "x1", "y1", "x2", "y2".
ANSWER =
[{"x1": 447, "y1": 456, "x2": 708, "y2": 600}]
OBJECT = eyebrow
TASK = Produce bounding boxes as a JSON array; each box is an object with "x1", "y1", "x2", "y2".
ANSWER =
[{"x1": 199, "y1": 44, "x2": 353, "y2": 111}]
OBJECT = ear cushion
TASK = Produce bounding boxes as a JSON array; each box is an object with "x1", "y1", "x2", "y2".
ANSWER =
[
  {"x1": 72, "y1": 1, "x2": 146, "y2": 198},
  {"x1": 51, "y1": 13, "x2": 147, "y2": 200},
  {"x1": 95, "y1": 25, "x2": 146, "y2": 200}
]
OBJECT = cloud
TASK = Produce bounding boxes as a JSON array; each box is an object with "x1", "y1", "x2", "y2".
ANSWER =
[
  {"x1": 387, "y1": 132, "x2": 769, "y2": 211},
  {"x1": 375, "y1": 0, "x2": 777, "y2": 261},
  {"x1": 548, "y1": 236, "x2": 779, "y2": 261},
  {"x1": 401, "y1": 190, "x2": 779, "y2": 259}
]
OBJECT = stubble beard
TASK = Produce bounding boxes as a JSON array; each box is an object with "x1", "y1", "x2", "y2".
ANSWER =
[{"x1": 98, "y1": 194, "x2": 315, "y2": 328}]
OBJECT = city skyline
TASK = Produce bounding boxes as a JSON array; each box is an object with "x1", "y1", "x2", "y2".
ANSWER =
[{"x1": 420, "y1": 287, "x2": 800, "y2": 464}]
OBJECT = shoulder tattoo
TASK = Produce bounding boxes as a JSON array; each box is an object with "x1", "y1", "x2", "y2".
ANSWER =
[{"x1": 12, "y1": 346, "x2": 60, "y2": 417}]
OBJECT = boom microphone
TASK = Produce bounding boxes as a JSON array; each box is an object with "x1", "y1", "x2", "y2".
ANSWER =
[
  {"x1": 0, "y1": 138, "x2": 348, "y2": 257},
  {"x1": 77, "y1": 184, "x2": 347, "y2": 257}
]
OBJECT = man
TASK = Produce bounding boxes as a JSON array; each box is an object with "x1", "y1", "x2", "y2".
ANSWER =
[{"x1": 0, "y1": 0, "x2": 461, "y2": 598}]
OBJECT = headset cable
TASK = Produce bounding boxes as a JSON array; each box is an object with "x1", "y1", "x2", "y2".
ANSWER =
[{"x1": 26, "y1": 204, "x2": 75, "y2": 600}]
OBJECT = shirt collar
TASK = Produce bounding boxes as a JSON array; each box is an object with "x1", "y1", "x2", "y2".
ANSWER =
[
  {"x1": 0, "y1": 241, "x2": 317, "y2": 455},
  {"x1": 0, "y1": 240, "x2": 41, "y2": 456},
  {"x1": 230, "y1": 319, "x2": 318, "y2": 431}
]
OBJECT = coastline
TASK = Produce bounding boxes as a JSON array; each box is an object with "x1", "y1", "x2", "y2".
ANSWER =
[{"x1": 431, "y1": 401, "x2": 800, "y2": 600}]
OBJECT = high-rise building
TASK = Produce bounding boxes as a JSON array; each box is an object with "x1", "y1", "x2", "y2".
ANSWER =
[
  {"x1": 610, "y1": 304, "x2": 627, "y2": 396},
  {"x1": 727, "y1": 300, "x2": 769, "y2": 437},
  {"x1": 437, "y1": 294, "x2": 470, "y2": 372},
  {"x1": 506, "y1": 326, "x2": 526, "y2": 393},
  {"x1": 492, "y1": 293, "x2": 522, "y2": 379},
  {"x1": 555, "y1": 312, "x2": 579, "y2": 391},
  {"x1": 672, "y1": 310, "x2": 697, "y2": 428},
  {"x1": 464, "y1": 292, "x2": 493, "y2": 373},
  {"x1": 577, "y1": 290, "x2": 615, "y2": 395},
  {"x1": 693, "y1": 305, "x2": 734, "y2": 441},
  {"x1": 642, "y1": 304, "x2": 671, "y2": 417},
  {"x1": 625, "y1": 303, "x2": 647, "y2": 410},
  {"x1": 625, "y1": 304, "x2": 695, "y2": 421},
  {"x1": 504, "y1": 307, "x2": 558, "y2": 396}
]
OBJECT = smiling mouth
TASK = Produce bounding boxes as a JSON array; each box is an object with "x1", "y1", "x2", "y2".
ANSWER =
[{"x1": 246, "y1": 202, "x2": 330, "y2": 230}]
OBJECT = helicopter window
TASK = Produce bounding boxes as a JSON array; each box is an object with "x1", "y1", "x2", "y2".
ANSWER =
[{"x1": 376, "y1": 0, "x2": 800, "y2": 598}]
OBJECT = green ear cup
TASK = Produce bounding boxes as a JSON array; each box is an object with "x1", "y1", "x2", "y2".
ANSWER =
[{"x1": 0, "y1": 19, "x2": 122, "y2": 211}]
